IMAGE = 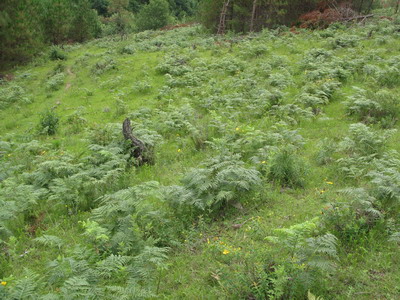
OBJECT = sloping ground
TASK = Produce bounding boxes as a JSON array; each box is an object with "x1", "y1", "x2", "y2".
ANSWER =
[{"x1": 0, "y1": 16, "x2": 400, "y2": 299}]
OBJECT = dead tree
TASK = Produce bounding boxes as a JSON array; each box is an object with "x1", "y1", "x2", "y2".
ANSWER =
[
  {"x1": 217, "y1": 0, "x2": 231, "y2": 35},
  {"x1": 122, "y1": 118, "x2": 150, "y2": 165},
  {"x1": 250, "y1": 0, "x2": 257, "y2": 32}
]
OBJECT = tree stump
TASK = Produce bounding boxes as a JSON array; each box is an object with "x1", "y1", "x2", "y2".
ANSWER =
[{"x1": 122, "y1": 118, "x2": 150, "y2": 165}]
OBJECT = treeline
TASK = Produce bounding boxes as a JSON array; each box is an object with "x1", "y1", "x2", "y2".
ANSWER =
[
  {"x1": 1, "y1": 0, "x2": 398, "y2": 69},
  {"x1": 0, "y1": 0, "x2": 198, "y2": 69},
  {"x1": 198, "y1": 0, "x2": 393, "y2": 33}
]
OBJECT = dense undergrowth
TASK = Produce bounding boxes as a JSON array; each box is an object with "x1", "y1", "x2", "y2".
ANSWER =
[{"x1": 1, "y1": 11, "x2": 400, "y2": 299}]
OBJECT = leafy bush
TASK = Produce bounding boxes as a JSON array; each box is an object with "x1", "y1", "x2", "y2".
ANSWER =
[
  {"x1": 91, "y1": 57, "x2": 117, "y2": 75},
  {"x1": 45, "y1": 73, "x2": 65, "y2": 91},
  {"x1": 66, "y1": 107, "x2": 87, "y2": 134},
  {"x1": 345, "y1": 88, "x2": 399, "y2": 127},
  {"x1": 321, "y1": 188, "x2": 382, "y2": 244},
  {"x1": 330, "y1": 35, "x2": 359, "y2": 49},
  {"x1": 338, "y1": 123, "x2": 394, "y2": 157},
  {"x1": 368, "y1": 158, "x2": 400, "y2": 215},
  {"x1": 315, "y1": 138, "x2": 335, "y2": 166},
  {"x1": 132, "y1": 80, "x2": 152, "y2": 94},
  {"x1": 38, "y1": 109, "x2": 60, "y2": 135},
  {"x1": 169, "y1": 154, "x2": 261, "y2": 214},
  {"x1": 268, "y1": 148, "x2": 307, "y2": 188},
  {"x1": 0, "y1": 84, "x2": 31, "y2": 109},
  {"x1": 264, "y1": 219, "x2": 338, "y2": 299},
  {"x1": 156, "y1": 55, "x2": 191, "y2": 76},
  {"x1": 376, "y1": 66, "x2": 400, "y2": 88},
  {"x1": 49, "y1": 46, "x2": 67, "y2": 61},
  {"x1": 120, "y1": 45, "x2": 136, "y2": 54},
  {"x1": 136, "y1": 0, "x2": 171, "y2": 31}
]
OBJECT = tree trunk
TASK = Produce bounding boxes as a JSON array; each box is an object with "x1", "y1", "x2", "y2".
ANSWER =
[
  {"x1": 122, "y1": 118, "x2": 149, "y2": 165},
  {"x1": 250, "y1": 0, "x2": 257, "y2": 32},
  {"x1": 396, "y1": 0, "x2": 400, "y2": 14}
]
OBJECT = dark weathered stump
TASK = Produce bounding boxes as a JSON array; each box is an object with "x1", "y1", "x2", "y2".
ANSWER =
[{"x1": 122, "y1": 118, "x2": 150, "y2": 165}]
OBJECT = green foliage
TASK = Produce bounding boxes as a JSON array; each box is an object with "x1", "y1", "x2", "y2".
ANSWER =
[
  {"x1": 339, "y1": 123, "x2": 394, "y2": 157},
  {"x1": 264, "y1": 219, "x2": 338, "y2": 299},
  {"x1": 38, "y1": 109, "x2": 60, "y2": 135},
  {"x1": 268, "y1": 148, "x2": 307, "y2": 188},
  {"x1": 136, "y1": 0, "x2": 171, "y2": 31},
  {"x1": 34, "y1": 234, "x2": 65, "y2": 249},
  {"x1": 321, "y1": 188, "x2": 383, "y2": 244},
  {"x1": 0, "y1": 84, "x2": 31, "y2": 110},
  {"x1": 198, "y1": 0, "x2": 319, "y2": 33},
  {"x1": 91, "y1": 56, "x2": 117, "y2": 75},
  {"x1": 345, "y1": 88, "x2": 400, "y2": 127},
  {"x1": 45, "y1": 73, "x2": 65, "y2": 91},
  {"x1": 49, "y1": 46, "x2": 67, "y2": 61},
  {"x1": 66, "y1": 107, "x2": 88, "y2": 133},
  {"x1": 0, "y1": 0, "x2": 44, "y2": 67},
  {"x1": 315, "y1": 138, "x2": 335, "y2": 166},
  {"x1": 175, "y1": 154, "x2": 261, "y2": 213},
  {"x1": 40, "y1": 0, "x2": 101, "y2": 44},
  {"x1": 1, "y1": 0, "x2": 100, "y2": 68},
  {"x1": 108, "y1": 0, "x2": 135, "y2": 36},
  {"x1": 330, "y1": 35, "x2": 359, "y2": 49}
]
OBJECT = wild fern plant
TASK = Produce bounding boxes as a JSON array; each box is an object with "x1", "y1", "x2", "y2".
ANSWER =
[
  {"x1": 265, "y1": 219, "x2": 338, "y2": 299},
  {"x1": 177, "y1": 154, "x2": 261, "y2": 213},
  {"x1": 268, "y1": 148, "x2": 307, "y2": 188}
]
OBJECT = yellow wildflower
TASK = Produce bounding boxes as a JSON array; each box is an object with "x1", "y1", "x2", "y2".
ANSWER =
[
  {"x1": 235, "y1": 127, "x2": 240, "y2": 131},
  {"x1": 222, "y1": 249, "x2": 230, "y2": 255},
  {"x1": 261, "y1": 161, "x2": 266, "y2": 164},
  {"x1": 1, "y1": 281, "x2": 6, "y2": 286},
  {"x1": 326, "y1": 181, "x2": 333, "y2": 185},
  {"x1": 177, "y1": 149, "x2": 181, "y2": 152}
]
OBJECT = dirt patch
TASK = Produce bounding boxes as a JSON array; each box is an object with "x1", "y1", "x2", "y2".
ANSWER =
[{"x1": 66, "y1": 67, "x2": 75, "y2": 77}]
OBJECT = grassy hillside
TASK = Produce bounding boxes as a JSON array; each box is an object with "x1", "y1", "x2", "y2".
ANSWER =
[{"x1": 1, "y1": 15, "x2": 400, "y2": 299}]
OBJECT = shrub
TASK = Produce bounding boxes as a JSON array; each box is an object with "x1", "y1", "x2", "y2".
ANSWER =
[
  {"x1": 136, "y1": 0, "x2": 171, "y2": 31},
  {"x1": 66, "y1": 107, "x2": 87, "y2": 134},
  {"x1": 120, "y1": 45, "x2": 136, "y2": 54},
  {"x1": 170, "y1": 154, "x2": 261, "y2": 214},
  {"x1": 0, "y1": 84, "x2": 31, "y2": 109},
  {"x1": 330, "y1": 35, "x2": 359, "y2": 49},
  {"x1": 45, "y1": 73, "x2": 65, "y2": 91},
  {"x1": 91, "y1": 57, "x2": 117, "y2": 75},
  {"x1": 315, "y1": 138, "x2": 335, "y2": 166},
  {"x1": 321, "y1": 188, "x2": 383, "y2": 245},
  {"x1": 376, "y1": 66, "x2": 400, "y2": 88},
  {"x1": 345, "y1": 88, "x2": 399, "y2": 127},
  {"x1": 49, "y1": 46, "x2": 67, "y2": 61},
  {"x1": 338, "y1": 123, "x2": 394, "y2": 157},
  {"x1": 38, "y1": 109, "x2": 59, "y2": 135},
  {"x1": 132, "y1": 80, "x2": 152, "y2": 94},
  {"x1": 265, "y1": 219, "x2": 338, "y2": 299},
  {"x1": 268, "y1": 148, "x2": 307, "y2": 188}
]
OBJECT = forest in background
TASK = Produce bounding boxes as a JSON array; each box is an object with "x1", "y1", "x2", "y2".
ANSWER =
[{"x1": 1, "y1": 0, "x2": 399, "y2": 69}]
